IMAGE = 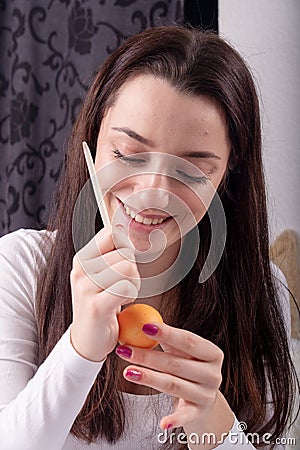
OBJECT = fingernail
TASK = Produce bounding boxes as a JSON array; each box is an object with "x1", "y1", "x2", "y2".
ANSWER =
[
  {"x1": 142, "y1": 323, "x2": 159, "y2": 336},
  {"x1": 162, "y1": 422, "x2": 174, "y2": 430},
  {"x1": 115, "y1": 345, "x2": 132, "y2": 358},
  {"x1": 124, "y1": 368, "x2": 142, "y2": 381}
]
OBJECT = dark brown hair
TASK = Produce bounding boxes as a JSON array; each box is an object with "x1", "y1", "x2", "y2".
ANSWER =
[{"x1": 36, "y1": 26, "x2": 298, "y2": 448}]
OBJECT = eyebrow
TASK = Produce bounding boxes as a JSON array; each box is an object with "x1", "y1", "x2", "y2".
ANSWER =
[
  {"x1": 111, "y1": 127, "x2": 155, "y2": 147},
  {"x1": 111, "y1": 126, "x2": 221, "y2": 160},
  {"x1": 180, "y1": 151, "x2": 221, "y2": 160}
]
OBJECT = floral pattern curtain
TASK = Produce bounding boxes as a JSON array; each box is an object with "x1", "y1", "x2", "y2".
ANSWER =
[{"x1": 0, "y1": 0, "x2": 184, "y2": 236}]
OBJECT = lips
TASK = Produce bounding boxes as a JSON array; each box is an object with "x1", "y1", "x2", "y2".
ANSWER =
[
  {"x1": 117, "y1": 198, "x2": 172, "y2": 228},
  {"x1": 123, "y1": 203, "x2": 169, "y2": 225}
]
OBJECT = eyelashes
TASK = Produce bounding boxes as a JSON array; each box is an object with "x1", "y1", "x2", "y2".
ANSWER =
[
  {"x1": 112, "y1": 148, "x2": 210, "y2": 185},
  {"x1": 175, "y1": 170, "x2": 209, "y2": 185},
  {"x1": 112, "y1": 148, "x2": 143, "y2": 165}
]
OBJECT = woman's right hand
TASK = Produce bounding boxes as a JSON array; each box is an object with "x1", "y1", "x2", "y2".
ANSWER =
[{"x1": 70, "y1": 226, "x2": 140, "y2": 362}]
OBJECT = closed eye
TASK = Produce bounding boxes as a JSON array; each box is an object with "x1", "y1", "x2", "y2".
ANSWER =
[
  {"x1": 112, "y1": 148, "x2": 145, "y2": 164},
  {"x1": 112, "y1": 148, "x2": 210, "y2": 184},
  {"x1": 176, "y1": 169, "x2": 209, "y2": 185}
]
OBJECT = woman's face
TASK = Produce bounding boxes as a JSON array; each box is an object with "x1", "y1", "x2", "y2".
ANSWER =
[{"x1": 95, "y1": 75, "x2": 231, "y2": 252}]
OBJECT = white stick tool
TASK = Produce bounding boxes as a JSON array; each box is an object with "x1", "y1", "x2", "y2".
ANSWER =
[{"x1": 82, "y1": 141, "x2": 111, "y2": 229}]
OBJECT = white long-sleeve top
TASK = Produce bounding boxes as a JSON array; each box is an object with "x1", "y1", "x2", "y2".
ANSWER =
[{"x1": 0, "y1": 229, "x2": 291, "y2": 450}]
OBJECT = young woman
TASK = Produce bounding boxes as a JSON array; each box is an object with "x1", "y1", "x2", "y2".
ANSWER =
[{"x1": 0, "y1": 26, "x2": 298, "y2": 450}]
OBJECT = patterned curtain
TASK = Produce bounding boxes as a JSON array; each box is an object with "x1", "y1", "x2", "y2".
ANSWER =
[{"x1": 0, "y1": 0, "x2": 184, "y2": 236}]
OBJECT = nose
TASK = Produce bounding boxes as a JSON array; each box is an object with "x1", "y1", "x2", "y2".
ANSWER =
[{"x1": 134, "y1": 173, "x2": 170, "y2": 209}]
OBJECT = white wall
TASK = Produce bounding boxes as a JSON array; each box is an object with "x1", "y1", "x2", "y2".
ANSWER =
[{"x1": 219, "y1": 0, "x2": 300, "y2": 243}]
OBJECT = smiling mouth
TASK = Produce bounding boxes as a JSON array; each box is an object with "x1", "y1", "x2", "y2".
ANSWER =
[{"x1": 118, "y1": 199, "x2": 172, "y2": 226}]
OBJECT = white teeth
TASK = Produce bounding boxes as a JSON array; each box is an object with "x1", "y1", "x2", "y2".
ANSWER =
[
  {"x1": 134, "y1": 214, "x2": 144, "y2": 223},
  {"x1": 122, "y1": 203, "x2": 168, "y2": 225},
  {"x1": 142, "y1": 217, "x2": 153, "y2": 225}
]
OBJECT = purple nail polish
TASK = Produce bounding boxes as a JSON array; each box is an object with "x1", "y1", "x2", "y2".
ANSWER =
[
  {"x1": 125, "y1": 369, "x2": 142, "y2": 381},
  {"x1": 142, "y1": 323, "x2": 159, "y2": 336},
  {"x1": 165, "y1": 423, "x2": 174, "y2": 430},
  {"x1": 115, "y1": 345, "x2": 132, "y2": 358}
]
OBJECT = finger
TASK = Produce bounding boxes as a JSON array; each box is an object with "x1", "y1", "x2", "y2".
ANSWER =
[
  {"x1": 90, "y1": 259, "x2": 140, "y2": 292},
  {"x1": 123, "y1": 365, "x2": 216, "y2": 406},
  {"x1": 143, "y1": 322, "x2": 224, "y2": 363},
  {"x1": 160, "y1": 401, "x2": 200, "y2": 430},
  {"x1": 80, "y1": 247, "x2": 135, "y2": 275},
  {"x1": 71, "y1": 266, "x2": 139, "y2": 300},
  {"x1": 77, "y1": 227, "x2": 115, "y2": 261},
  {"x1": 98, "y1": 280, "x2": 138, "y2": 312},
  {"x1": 116, "y1": 345, "x2": 221, "y2": 387},
  {"x1": 159, "y1": 342, "x2": 194, "y2": 360}
]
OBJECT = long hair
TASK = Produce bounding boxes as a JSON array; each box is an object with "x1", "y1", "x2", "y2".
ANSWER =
[{"x1": 36, "y1": 26, "x2": 298, "y2": 448}]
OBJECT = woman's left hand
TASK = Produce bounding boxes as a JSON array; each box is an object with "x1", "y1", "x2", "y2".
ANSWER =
[{"x1": 115, "y1": 321, "x2": 234, "y2": 445}]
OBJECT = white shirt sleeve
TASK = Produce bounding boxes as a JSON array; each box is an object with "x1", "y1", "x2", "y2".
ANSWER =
[
  {"x1": 215, "y1": 415, "x2": 255, "y2": 448},
  {"x1": 0, "y1": 229, "x2": 104, "y2": 450}
]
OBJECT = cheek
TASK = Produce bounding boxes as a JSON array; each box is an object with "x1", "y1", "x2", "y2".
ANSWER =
[
  {"x1": 95, "y1": 151, "x2": 110, "y2": 170},
  {"x1": 180, "y1": 182, "x2": 220, "y2": 226},
  {"x1": 189, "y1": 197, "x2": 207, "y2": 223},
  {"x1": 176, "y1": 187, "x2": 205, "y2": 222}
]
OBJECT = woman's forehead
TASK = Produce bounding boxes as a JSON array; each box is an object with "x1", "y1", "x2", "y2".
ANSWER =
[{"x1": 100, "y1": 75, "x2": 230, "y2": 150}]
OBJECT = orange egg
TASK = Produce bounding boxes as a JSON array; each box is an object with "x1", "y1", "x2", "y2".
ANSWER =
[{"x1": 117, "y1": 304, "x2": 163, "y2": 349}]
